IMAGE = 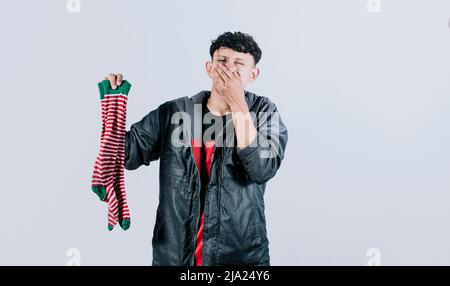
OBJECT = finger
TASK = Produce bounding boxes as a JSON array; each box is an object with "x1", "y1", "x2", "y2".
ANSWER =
[
  {"x1": 212, "y1": 70, "x2": 220, "y2": 82},
  {"x1": 213, "y1": 71, "x2": 226, "y2": 93},
  {"x1": 215, "y1": 69, "x2": 227, "y2": 84},
  {"x1": 223, "y1": 65, "x2": 241, "y2": 83},
  {"x1": 107, "y1": 73, "x2": 117, "y2": 89},
  {"x1": 216, "y1": 67, "x2": 229, "y2": 83},
  {"x1": 116, "y1": 74, "x2": 123, "y2": 86},
  {"x1": 213, "y1": 71, "x2": 223, "y2": 86},
  {"x1": 233, "y1": 70, "x2": 241, "y2": 80},
  {"x1": 217, "y1": 64, "x2": 233, "y2": 80}
]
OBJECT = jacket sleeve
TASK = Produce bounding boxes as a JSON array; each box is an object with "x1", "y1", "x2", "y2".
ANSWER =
[
  {"x1": 124, "y1": 105, "x2": 162, "y2": 170},
  {"x1": 236, "y1": 99, "x2": 288, "y2": 184}
]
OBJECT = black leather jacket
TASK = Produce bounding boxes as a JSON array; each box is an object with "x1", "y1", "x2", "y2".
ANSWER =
[{"x1": 124, "y1": 90, "x2": 288, "y2": 266}]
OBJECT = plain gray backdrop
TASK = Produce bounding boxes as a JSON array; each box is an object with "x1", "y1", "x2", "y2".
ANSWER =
[{"x1": 0, "y1": 0, "x2": 449, "y2": 265}]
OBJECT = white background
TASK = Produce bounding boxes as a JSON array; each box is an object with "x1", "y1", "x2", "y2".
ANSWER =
[{"x1": 0, "y1": 0, "x2": 449, "y2": 265}]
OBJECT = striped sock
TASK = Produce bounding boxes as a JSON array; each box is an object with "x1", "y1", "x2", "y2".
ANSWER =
[
  {"x1": 93, "y1": 82, "x2": 119, "y2": 229},
  {"x1": 112, "y1": 94, "x2": 130, "y2": 230},
  {"x1": 91, "y1": 80, "x2": 131, "y2": 231}
]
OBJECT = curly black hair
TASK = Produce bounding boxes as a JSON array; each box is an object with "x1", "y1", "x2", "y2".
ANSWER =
[{"x1": 209, "y1": 32, "x2": 262, "y2": 65}]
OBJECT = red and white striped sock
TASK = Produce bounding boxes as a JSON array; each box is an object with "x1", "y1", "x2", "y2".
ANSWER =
[
  {"x1": 94, "y1": 83, "x2": 119, "y2": 229},
  {"x1": 91, "y1": 80, "x2": 131, "y2": 231},
  {"x1": 111, "y1": 95, "x2": 130, "y2": 229}
]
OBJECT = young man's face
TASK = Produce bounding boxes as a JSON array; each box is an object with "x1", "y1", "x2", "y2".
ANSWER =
[{"x1": 206, "y1": 47, "x2": 260, "y2": 88}]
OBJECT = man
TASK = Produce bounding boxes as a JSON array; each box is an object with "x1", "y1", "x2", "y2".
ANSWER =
[{"x1": 104, "y1": 32, "x2": 288, "y2": 266}]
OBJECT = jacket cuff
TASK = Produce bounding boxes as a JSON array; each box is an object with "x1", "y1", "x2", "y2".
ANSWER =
[{"x1": 236, "y1": 135, "x2": 259, "y2": 158}]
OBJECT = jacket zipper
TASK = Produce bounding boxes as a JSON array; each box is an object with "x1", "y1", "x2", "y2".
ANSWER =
[
  {"x1": 176, "y1": 100, "x2": 203, "y2": 266},
  {"x1": 190, "y1": 146, "x2": 222, "y2": 266},
  {"x1": 214, "y1": 148, "x2": 225, "y2": 263},
  {"x1": 190, "y1": 159, "x2": 200, "y2": 266}
]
